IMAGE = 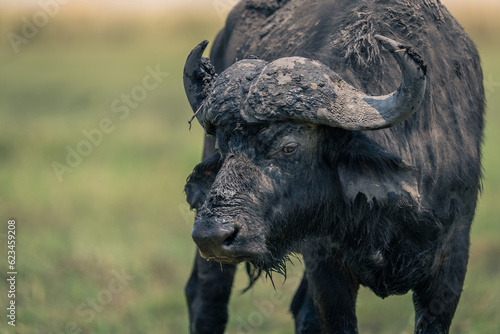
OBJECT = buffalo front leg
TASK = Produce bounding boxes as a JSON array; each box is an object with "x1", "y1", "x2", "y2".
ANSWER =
[
  {"x1": 412, "y1": 221, "x2": 471, "y2": 333},
  {"x1": 302, "y1": 239, "x2": 359, "y2": 334},
  {"x1": 291, "y1": 272, "x2": 322, "y2": 333},
  {"x1": 185, "y1": 251, "x2": 237, "y2": 334}
]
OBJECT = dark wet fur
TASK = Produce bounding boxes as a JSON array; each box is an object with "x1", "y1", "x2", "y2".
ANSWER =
[{"x1": 185, "y1": 0, "x2": 484, "y2": 333}]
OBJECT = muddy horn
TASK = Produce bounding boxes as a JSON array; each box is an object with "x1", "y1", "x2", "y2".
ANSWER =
[
  {"x1": 242, "y1": 35, "x2": 427, "y2": 131},
  {"x1": 351, "y1": 35, "x2": 427, "y2": 130},
  {"x1": 310, "y1": 34, "x2": 427, "y2": 130},
  {"x1": 183, "y1": 40, "x2": 215, "y2": 124}
]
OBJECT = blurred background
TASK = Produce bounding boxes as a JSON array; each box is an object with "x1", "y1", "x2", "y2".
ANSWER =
[{"x1": 0, "y1": 0, "x2": 498, "y2": 333}]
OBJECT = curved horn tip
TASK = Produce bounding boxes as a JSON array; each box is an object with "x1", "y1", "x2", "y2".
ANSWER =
[
  {"x1": 374, "y1": 34, "x2": 427, "y2": 75},
  {"x1": 188, "y1": 40, "x2": 209, "y2": 59},
  {"x1": 197, "y1": 40, "x2": 209, "y2": 51},
  {"x1": 184, "y1": 40, "x2": 213, "y2": 126},
  {"x1": 374, "y1": 35, "x2": 401, "y2": 53}
]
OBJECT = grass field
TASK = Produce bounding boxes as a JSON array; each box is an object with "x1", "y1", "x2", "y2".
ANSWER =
[{"x1": 0, "y1": 1, "x2": 499, "y2": 333}]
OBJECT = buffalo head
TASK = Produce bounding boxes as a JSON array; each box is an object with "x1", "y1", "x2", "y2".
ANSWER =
[{"x1": 184, "y1": 36, "x2": 425, "y2": 272}]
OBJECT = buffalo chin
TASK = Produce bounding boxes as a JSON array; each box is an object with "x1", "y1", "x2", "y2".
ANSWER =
[
  {"x1": 199, "y1": 247, "x2": 292, "y2": 278},
  {"x1": 199, "y1": 253, "x2": 253, "y2": 265}
]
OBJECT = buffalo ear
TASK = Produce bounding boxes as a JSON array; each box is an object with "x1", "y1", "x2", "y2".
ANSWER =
[
  {"x1": 185, "y1": 151, "x2": 222, "y2": 210},
  {"x1": 336, "y1": 133, "x2": 420, "y2": 208}
]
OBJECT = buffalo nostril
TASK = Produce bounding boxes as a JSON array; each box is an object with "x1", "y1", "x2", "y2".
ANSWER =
[{"x1": 223, "y1": 226, "x2": 239, "y2": 247}]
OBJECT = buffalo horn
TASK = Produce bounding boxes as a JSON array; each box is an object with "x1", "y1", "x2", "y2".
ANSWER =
[
  {"x1": 307, "y1": 35, "x2": 427, "y2": 131},
  {"x1": 353, "y1": 35, "x2": 427, "y2": 130},
  {"x1": 183, "y1": 40, "x2": 215, "y2": 124}
]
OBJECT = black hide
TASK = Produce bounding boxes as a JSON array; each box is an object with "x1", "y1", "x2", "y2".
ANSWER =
[{"x1": 184, "y1": 0, "x2": 484, "y2": 333}]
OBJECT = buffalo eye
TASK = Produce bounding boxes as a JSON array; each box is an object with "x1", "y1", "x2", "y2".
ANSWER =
[{"x1": 282, "y1": 143, "x2": 299, "y2": 155}]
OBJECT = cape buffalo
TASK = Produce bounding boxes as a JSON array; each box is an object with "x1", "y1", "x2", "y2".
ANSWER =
[{"x1": 183, "y1": 1, "x2": 484, "y2": 333}]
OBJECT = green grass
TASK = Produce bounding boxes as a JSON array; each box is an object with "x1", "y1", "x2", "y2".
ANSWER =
[{"x1": 0, "y1": 3, "x2": 499, "y2": 334}]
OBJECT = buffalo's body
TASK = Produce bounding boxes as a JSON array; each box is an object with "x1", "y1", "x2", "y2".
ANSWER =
[{"x1": 184, "y1": 0, "x2": 484, "y2": 333}]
